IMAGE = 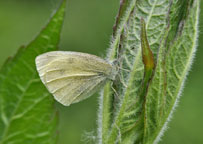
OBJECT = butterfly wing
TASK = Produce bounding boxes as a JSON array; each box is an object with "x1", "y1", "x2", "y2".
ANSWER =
[
  {"x1": 45, "y1": 73, "x2": 107, "y2": 106},
  {"x1": 35, "y1": 51, "x2": 112, "y2": 106}
]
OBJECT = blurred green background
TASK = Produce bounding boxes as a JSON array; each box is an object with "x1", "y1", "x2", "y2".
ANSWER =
[{"x1": 0, "y1": 0, "x2": 202, "y2": 144}]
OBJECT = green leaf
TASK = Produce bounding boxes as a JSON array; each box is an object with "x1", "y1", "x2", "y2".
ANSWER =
[
  {"x1": 98, "y1": 0, "x2": 199, "y2": 143},
  {"x1": 0, "y1": 1, "x2": 66, "y2": 144}
]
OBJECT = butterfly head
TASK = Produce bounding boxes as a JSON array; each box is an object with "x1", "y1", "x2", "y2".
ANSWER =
[{"x1": 107, "y1": 60, "x2": 119, "y2": 81}]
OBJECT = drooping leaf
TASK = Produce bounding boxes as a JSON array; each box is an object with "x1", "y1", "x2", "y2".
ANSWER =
[
  {"x1": 0, "y1": 1, "x2": 66, "y2": 144},
  {"x1": 99, "y1": 0, "x2": 199, "y2": 143}
]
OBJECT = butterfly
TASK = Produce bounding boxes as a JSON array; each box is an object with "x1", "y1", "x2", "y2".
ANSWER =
[{"x1": 35, "y1": 51, "x2": 117, "y2": 106}]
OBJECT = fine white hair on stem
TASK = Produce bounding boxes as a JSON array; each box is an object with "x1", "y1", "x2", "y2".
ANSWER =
[
  {"x1": 97, "y1": 90, "x2": 104, "y2": 144},
  {"x1": 81, "y1": 130, "x2": 96, "y2": 144}
]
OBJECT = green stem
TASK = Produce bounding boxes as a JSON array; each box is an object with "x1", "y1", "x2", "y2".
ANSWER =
[{"x1": 102, "y1": 82, "x2": 113, "y2": 142}]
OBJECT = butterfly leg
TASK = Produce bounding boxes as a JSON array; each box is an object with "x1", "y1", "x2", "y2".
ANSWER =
[
  {"x1": 110, "y1": 82, "x2": 119, "y2": 99},
  {"x1": 118, "y1": 73, "x2": 127, "y2": 88}
]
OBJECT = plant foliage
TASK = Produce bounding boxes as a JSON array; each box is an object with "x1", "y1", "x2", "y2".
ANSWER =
[
  {"x1": 0, "y1": 1, "x2": 66, "y2": 144},
  {"x1": 99, "y1": 0, "x2": 199, "y2": 143}
]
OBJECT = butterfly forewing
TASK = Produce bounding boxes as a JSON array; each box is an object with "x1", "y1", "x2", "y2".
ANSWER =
[{"x1": 35, "y1": 51, "x2": 113, "y2": 106}]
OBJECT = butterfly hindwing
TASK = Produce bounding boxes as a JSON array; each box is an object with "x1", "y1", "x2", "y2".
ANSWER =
[{"x1": 51, "y1": 75, "x2": 106, "y2": 106}]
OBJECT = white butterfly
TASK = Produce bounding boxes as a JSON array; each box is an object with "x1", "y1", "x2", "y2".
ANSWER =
[{"x1": 35, "y1": 51, "x2": 117, "y2": 106}]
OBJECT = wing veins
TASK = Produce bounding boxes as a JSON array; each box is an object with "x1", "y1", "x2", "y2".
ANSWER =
[
  {"x1": 40, "y1": 68, "x2": 107, "y2": 76},
  {"x1": 62, "y1": 76, "x2": 106, "y2": 104},
  {"x1": 45, "y1": 73, "x2": 98, "y2": 84},
  {"x1": 52, "y1": 75, "x2": 101, "y2": 94}
]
